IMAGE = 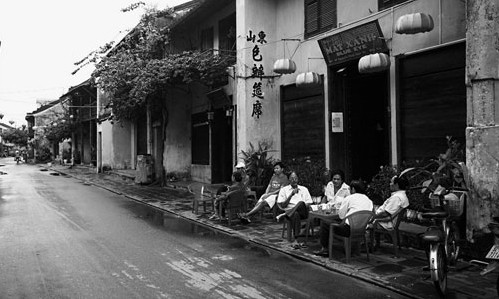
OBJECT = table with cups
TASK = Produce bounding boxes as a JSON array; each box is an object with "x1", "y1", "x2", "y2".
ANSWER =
[{"x1": 305, "y1": 204, "x2": 341, "y2": 244}]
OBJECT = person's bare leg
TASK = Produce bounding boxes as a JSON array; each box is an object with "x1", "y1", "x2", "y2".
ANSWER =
[{"x1": 243, "y1": 201, "x2": 268, "y2": 218}]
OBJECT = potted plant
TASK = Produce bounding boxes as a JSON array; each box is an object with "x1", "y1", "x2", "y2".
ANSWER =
[
  {"x1": 240, "y1": 141, "x2": 276, "y2": 198},
  {"x1": 284, "y1": 156, "x2": 328, "y2": 199}
]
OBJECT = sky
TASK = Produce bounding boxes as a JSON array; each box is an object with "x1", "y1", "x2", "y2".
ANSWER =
[{"x1": 0, "y1": 0, "x2": 189, "y2": 127}]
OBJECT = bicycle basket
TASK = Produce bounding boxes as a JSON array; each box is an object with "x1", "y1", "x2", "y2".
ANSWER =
[{"x1": 445, "y1": 191, "x2": 466, "y2": 218}]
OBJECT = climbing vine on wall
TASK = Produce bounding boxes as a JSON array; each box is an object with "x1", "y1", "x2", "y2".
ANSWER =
[{"x1": 74, "y1": 4, "x2": 235, "y2": 122}]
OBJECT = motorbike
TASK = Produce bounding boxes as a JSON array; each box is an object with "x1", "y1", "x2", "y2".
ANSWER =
[{"x1": 15, "y1": 156, "x2": 21, "y2": 164}]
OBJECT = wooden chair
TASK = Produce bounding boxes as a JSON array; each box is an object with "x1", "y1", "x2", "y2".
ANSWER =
[
  {"x1": 222, "y1": 190, "x2": 247, "y2": 226},
  {"x1": 246, "y1": 190, "x2": 257, "y2": 209},
  {"x1": 371, "y1": 208, "x2": 407, "y2": 257},
  {"x1": 329, "y1": 210, "x2": 373, "y2": 263},
  {"x1": 189, "y1": 185, "x2": 215, "y2": 215}
]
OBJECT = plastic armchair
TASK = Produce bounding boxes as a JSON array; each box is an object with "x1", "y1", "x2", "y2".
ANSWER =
[
  {"x1": 371, "y1": 208, "x2": 407, "y2": 257},
  {"x1": 189, "y1": 185, "x2": 215, "y2": 215},
  {"x1": 329, "y1": 210, "x2": 374, "y2": 263},
  {"x1": 223, "y1": 190, "x2": 247, "y2": 226}
]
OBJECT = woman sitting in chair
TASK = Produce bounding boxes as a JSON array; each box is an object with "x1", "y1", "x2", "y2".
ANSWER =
[
  {"x1": 238, "y1": 162, "x2": 289, "y2": 223},
  {"x1": 210, "y1": 172, "x2": 246, "y2": 220}
]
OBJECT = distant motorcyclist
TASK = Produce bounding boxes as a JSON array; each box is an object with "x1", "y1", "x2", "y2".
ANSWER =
[{"x1": 14, "y1": 150, "x2": 20, "y2": 164}]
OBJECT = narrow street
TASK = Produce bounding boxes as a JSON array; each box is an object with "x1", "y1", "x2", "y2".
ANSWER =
[{"x1": 0, "y1": 158, "x2": 405, "y2": 298}]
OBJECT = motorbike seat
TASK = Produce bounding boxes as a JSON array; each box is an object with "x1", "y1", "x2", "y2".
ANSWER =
[
  {"x1": 421, "y1": 211, "x2": 448, "y2": 219},
  {"x1": 422, "y1": 229, "x2": 445, "y2": 242}
]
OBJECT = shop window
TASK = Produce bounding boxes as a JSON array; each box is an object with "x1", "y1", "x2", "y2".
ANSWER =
[
  {"x1": 218, "y1": 13, "x2": 236, "y2": 53},
  {"x1": 191, "y1": 112, "x2": 209, "y2": 165},
  {"x1": 304, "y1": 0, "x2": 337, "y2": 39},
  {"x1": 378, "y1": 0, "x2": 409, "y2": 10},
  {"x1": 200, "y1": 27, "x2": 214, "y2": 52}
]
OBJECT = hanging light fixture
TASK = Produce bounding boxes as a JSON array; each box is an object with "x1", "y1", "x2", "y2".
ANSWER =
[
  {"x1": 295, "y1": 57, "x2": 323, "y2": 88},
  {"x1": 272, "y1": 39, "x2": 300, "y2": 74},
  {"x1": 395, "y1": 13, "x2": 434, "y2": 34},
  {"x1": 296, "y1": 72, "x2": 322, "y2": 88},
  {"x1": 273, "y1": 58, "x2": 296, "y2": 74},
  {"x1": 358, "y1": 53, "x2": 391, "y2": 74}
]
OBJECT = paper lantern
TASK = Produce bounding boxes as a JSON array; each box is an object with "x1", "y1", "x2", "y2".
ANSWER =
[
  {"x1": 358, "y1": 53, "x2": 391, "y2": 74},
  {"x1": 273, "y1": 58, "x2": 296, "y2": 74},
  {"x1": 395, "y1": 13, "x2": 434, "y2": 34},
  {"x1": 295, "y1": 72, "x2": 321, "y2": 88}
]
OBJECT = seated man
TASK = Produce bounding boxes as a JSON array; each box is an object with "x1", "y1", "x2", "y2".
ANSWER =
[
  {"x1": 210, "y1": 172, "x2": 246, "y2": 220},
  {"x1": 372, "y1": 175, "x2": 409, "y2": 229},
  {"x1": 314, "y1": 180, "x2": 373, "y2": 256},
  {"x1": 239, "y1": 162, "x2": 289, "y2": 223},
  {"x1": 276, "y1": 172, "x2": 313, "y2": 247}
]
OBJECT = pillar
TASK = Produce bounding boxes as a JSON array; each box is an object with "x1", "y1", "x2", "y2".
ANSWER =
[{"x1": 465, "y1": 0, "x2": 499, "y2": 238}]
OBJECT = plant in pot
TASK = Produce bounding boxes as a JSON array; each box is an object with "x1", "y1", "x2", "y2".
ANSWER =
[
  {"x1": 283, "y1": 156, "x2": 328, "y2": 199},
  {"x1": 240, "y1": 141, "x2": 276, "y2": 198}
]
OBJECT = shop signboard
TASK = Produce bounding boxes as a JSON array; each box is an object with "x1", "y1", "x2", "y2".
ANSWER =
[{"x1": 318, "y1": 20, "x2": 388, "y2": 67}]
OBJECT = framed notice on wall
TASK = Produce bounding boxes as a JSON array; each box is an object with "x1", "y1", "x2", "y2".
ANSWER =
[{"x1": 331, "y1": 112, "x2": 343, "y2": 133}]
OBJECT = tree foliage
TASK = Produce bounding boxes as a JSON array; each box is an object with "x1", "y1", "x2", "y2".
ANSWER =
[
  {"x1": 75, "y1": 6, "x2": 235, "y2": 122},
  {"x1": 1, "y1": 128, "x2": 29, "y2": 147}
]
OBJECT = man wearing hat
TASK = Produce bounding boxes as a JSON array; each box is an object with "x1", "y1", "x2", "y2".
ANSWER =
[{"x1": 235, "y1": 160, "x2": 251, "y2": 190}]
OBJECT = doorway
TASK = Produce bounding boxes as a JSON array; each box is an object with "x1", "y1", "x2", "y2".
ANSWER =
[
  {"x1": 211, "y1": 108, "x2": 232, "y2": 184},
  {"x1": 332, "y1": 65, "x2": 389, "y2": 182}
]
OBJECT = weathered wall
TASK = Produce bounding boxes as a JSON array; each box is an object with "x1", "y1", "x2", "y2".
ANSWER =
[
  {"x1": 163, "y1": 88, "x2": 192, "y2": 177},
  {"x1": 465, "y1": 0, "x2": 499, "y2": 238},
  {"x1": 100, "y1": 120, "x2": 133, "y2": 170}
]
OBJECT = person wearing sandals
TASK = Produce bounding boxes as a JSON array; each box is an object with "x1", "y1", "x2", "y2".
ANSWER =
[
  {"x1": 275, "y1": 171, "x2": 313, "y2": 248},
  {"x1": 210, "y1": 171, "x2": 246, "y2": 220},
  {"x1": 238, "y1": 162, "x2": 289, "y2": 223},
  {"x1": 314, "y1": 180, "x2": 373, "y2": 257}
]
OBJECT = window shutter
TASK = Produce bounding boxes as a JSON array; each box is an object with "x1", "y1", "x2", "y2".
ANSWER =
[
  {"x1": 304, "y1": 0, "x2": 336, "y2": 39},
  {"x1": 320, "y1": 0, "x2": 337, "y2": 30},
  {"x1": 305, "y1": 0, "x2": 319, "y2": 37}
]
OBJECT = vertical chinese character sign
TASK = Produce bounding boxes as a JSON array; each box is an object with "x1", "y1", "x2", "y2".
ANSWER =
[{"x1": 247, "y1": 30, "x2": 267, "y2": 118}]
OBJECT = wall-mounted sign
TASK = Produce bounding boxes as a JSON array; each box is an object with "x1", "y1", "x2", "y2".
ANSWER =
[
  {"x1": 331, "y1": 112, "x2": 343, "y2": 133},
  {"x1": 318, "y1": 21, "x2": 388, "y2": 67}
]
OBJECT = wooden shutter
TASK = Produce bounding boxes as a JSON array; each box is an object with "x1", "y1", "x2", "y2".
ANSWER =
[
  {"x1": 305, "y1": 0, "x2": 319, "y2": 37},
  {"x1": 399, "y1": 43, "x2": 466, "y2": 162},
  {"x1": 281, "y1": 82, "x2": 325, "y2": 161},
  {"x1": 305, "y1": 0, "x2": 337, "y2": 39}
]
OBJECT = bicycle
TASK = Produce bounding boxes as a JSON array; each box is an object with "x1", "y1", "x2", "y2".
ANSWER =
[{"x1": 420, "y1": 184, "x2": 466, "y2": 297}]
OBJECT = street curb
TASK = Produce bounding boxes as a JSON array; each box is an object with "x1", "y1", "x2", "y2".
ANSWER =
[{"x1": 51, "y1": 167, "x2": 424, "y2": 299}]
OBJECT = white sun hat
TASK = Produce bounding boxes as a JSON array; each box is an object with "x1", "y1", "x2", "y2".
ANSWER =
[{"x1": 235, "y1": 161, "x2": 246, "y2": 168}]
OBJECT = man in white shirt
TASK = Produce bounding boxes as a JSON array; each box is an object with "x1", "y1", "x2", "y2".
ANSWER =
[
  {"x1": 315, "y1": 180, "x2": 373, "y2": 256},
  {"x1": 276, "y1": 172, "x2": 313, "y2": 244},
  {"x1": 372, "y1": 175, "x2": 410, "y2": 229}
]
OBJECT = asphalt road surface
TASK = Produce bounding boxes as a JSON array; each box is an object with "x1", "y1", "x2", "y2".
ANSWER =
[{"x1": 0, "y1": 158, "x2": 407, "y2": 299}]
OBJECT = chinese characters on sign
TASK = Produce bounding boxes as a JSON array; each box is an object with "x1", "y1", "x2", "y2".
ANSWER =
[{"x1": 247, "y1": 30, "x2": 267, "y2": 118}]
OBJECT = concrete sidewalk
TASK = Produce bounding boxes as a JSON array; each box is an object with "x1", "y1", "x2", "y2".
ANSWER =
[{"x1": 48, "y1": 164, "x2": 497, "y2": 299}]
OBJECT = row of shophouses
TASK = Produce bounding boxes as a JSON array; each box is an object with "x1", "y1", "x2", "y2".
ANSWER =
[{"x1": 24, "y1": 0, "x2": 499, "y2": 236}]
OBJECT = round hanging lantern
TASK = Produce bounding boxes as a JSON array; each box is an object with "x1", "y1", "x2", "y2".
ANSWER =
[
  {"x1": 273, "y1": 58, "x2": 296, "y2": 74},
  {"x1": 358, "y1": 53, "x2": 391, "y2": 74},
  {"x1": 295, "y1": 72, "x2": 321, "y2": 88},
  {"x1": 395, "y1": 13, "x2": 434, "y2": 34}
]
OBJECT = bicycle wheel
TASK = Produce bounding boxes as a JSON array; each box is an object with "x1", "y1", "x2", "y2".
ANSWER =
[{"x1": 432, "y1": 244, "x2": 448, "y2": 297}]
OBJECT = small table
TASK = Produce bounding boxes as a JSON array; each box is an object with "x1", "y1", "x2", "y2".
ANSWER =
[{"x1": 305, "y1": 210, "x2": 341, "y2": 243}]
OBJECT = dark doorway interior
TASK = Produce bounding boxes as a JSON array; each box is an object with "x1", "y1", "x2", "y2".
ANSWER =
[
  {"x1": 211, "y1": 108, "x2": 232, "y2": 184},
  {"x1": 333, "y1": 65, "x2": 389, "y2": 182}
]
